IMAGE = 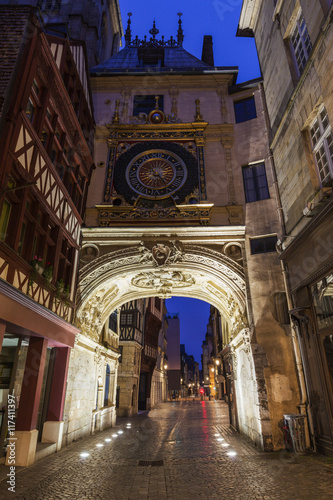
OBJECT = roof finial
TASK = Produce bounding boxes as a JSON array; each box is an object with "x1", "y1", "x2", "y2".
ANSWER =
[
  {"x1": 125, "y1": 12, "x2": 132, "y2": 46},
  {"x1": 177, "y1": 12, "x2": 184, "y2": 47},
  {"x1": 149, "y1": 19, "x2": 159, "y2": 40}
]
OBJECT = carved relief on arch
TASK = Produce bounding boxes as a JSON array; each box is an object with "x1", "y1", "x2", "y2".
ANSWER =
[
  {"x1": 80, "y1": 244, "x2": 100, "y2": 265},
  {"x1": 77, "y1": 242, "x2": 247, "y2": 325},
  {"x1": 76, "y1": 285, "x2": 118, "y2": 342}
]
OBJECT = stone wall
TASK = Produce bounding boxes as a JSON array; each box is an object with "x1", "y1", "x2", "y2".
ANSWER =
[
  {"x1": 117, "y1": 342, "x2": 141, "y2": 417},
  {"x1": 62, "y1": 335, "x2": 118, "y2": 446}
]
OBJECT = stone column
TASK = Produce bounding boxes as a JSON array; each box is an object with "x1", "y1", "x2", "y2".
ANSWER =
[
  {"x1": 11, "y1": 337, "x2": 48, "y2": 466},
  {"x1": 42, "y1": 347, "x2": 70, "y2": 450}
]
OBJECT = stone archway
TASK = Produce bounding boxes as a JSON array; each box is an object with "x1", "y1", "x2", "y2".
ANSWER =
[
  {"x1": 69, "y1": 226, "x2": 276, "y2": 450},
  {"x1": 76, "y1": 226, "x2": 248, "y2": 340}
]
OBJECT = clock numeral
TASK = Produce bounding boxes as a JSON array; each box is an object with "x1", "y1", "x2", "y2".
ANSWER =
[{"x1": 150, "y1": 152, "x2": 163, "y2": 159}]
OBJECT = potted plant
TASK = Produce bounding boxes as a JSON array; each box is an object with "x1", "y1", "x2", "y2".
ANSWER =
[
  {"x1": 42, "y1": 262, "x2": 53, "y2": 285},
  {"x1": 55, "y1": 278, "x2": 65, "y2": 298},
  {"x1": 63, "y1": 284, "x2": 70, "y2": 299},
  {"x1": 31, "y1": 256, "x2": 43, "y2": 274}
]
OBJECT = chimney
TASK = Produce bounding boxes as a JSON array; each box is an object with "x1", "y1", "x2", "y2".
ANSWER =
[{"x1": 201, "y1": 35, "x2": 214, "y2": 66}]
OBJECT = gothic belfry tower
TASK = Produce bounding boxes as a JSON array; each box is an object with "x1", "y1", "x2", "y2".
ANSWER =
[
  {"x1": 0, "y1": 0, "x2": 123, "y2": 67},
  {"x1": 76, "y1": 14, "x2": 302, "y2": 451}
]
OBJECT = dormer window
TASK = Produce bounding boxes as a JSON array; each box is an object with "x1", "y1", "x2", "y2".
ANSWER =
[{"x1": 138, "y1": 48, "x2": 164, "y2": 68}]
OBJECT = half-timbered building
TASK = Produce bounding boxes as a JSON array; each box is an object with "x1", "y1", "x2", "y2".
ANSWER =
[{"x1": 0, "y1": 5, "x2": 95, "y2": 466}]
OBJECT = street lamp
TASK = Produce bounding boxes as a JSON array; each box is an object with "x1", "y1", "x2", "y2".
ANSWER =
[{"x1": 164, "y1": 364, "x2": 168, "y2": 370}]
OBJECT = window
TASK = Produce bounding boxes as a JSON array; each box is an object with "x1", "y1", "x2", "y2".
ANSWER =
[
  {"x1": 120, "y1": 312, "x2": 133, "y2": 326},
  {"x1": 312, "y1": 273, "x2": 333, "y2": 330},
  {"x1": 242, "y1": 163, "x2": 270, "y2": 203},
  {"x1": 290, "y1": 11, "x2": 312, "y2": 74},
  {"x1": 104, "y1": 364, "x2": 110, "y2": 407},
  {"x1": 0, "y1": 199, "x2": 11, "y2": 241},
  {"x1": 250, "y1": 236, "x2": 277, "y2": 255},
  {"x1": 133, "y1": 95, "x2": 164, "y2": 116},
  {"x1": 138, "y1": 48, "x2": 164, "y2": 67},
  {"x1": 25, "y1": 98, "x2": 36, "y2": 123},
  {"x1": 234, "y1": 96, "x2": 257, "y2": 123},
  {"x1": 310, "y1": 106, "x2": 333, "y2": 184},
  {"x1": 109, "y1": 311, "x2": 117, "y2": 333}
]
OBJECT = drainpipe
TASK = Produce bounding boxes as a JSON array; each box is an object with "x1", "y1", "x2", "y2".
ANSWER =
[{"x1": 258, "y1": 83, "x2": 314, "y2": 449}]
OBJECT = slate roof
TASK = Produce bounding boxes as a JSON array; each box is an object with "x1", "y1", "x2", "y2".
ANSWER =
[
  {"x1": 90, "y1": 45, "x2": 238, "y2": 76},
  {"x1": 0, "y1": 6, "x2": 33, "y2": 121}
]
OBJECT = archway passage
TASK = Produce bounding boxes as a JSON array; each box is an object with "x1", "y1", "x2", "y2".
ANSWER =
[
  {"x1": 70, "y1": 225, "x2": 294, "y2": 452},
  {"x1": 76, "y1": 226, "x2": 247, "y2": 338}
]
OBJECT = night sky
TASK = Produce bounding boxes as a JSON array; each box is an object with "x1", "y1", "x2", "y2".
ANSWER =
[
  {"x1": 118, "y1": 1, "x2": 260, "y2": 365},
  {"x1": 118, "y1": 0, "x2": 260, "y2": 82},
  {"x1": 165, "y1": 297, "x2": 211, "y2": 365}
]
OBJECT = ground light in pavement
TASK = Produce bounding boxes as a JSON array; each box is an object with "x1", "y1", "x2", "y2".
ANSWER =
[
  {"x1": 112, "y1": 433, "x2": 118, "y2": 437},
  {"x1": 105, "y1": 438, "x2": 112, "y2": 442},
  {"x1": 227, "y1": 451, "x2": 237, "y2": 457},
  {"x1": 217, "y1": 437, "x2": 224, "y2": 441},
  {"x1": 96, "y1": 443, "x2": 104, "y2": 447},
  {"x1": 214, "y1": 433, "x2": 220, "y2": 436},
  {"x1": 118, "y1": 430, "x2": 124, "y2": 434},
  {"x1": 80, "y1": 452, "x2": 90, "y2": 458},
  {"x1": 222, "y1": 443, "x2": 230, "y2": 447}
]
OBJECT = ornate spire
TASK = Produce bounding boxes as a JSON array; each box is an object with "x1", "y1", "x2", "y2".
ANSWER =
[
  {"x1": 177, "y1": 12, "x2": 184, "y2": 47},
  {"x1": 149, "y1": 19, "x2": 159, "y2": 40},
  {"x1": 125, "y1": 12, "x2": 132, "y2": 46}
]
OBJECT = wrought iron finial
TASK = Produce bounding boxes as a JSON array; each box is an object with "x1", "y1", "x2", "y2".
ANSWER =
[
  {"x1": 177, "y1": 12, "x2": 184, "y2": 47},
  {"x1": 155, "y1": 96, "x2": 160, "y2": 110},
  {"x1": 194, "y1": 98, "x2": 203, "y2": 122},
  {"x1": 125, "y1": 12, "x2": 132, "y2": 46},
  {"x1": 149, "y1": 19, "x2": 159, "y2": 39}
]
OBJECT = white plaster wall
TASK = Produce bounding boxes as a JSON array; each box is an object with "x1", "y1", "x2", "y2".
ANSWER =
[
  {"x1": 62, "y1": 343, "x2": 118, "y2": 446},
  {"x1": 62, "y1": 345, "x2": 97, "y2": 446},
  {"x1": 234, "y1": 348, "x2": 262, "y2": 447}
]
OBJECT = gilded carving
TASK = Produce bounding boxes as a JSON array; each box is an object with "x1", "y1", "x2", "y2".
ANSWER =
[
  {"x1": 98, "y1": 204, "x2": 212, "y2": 224},
  {"x1": 169, "y1": 87, "x2": 179, "y2": 116},
  {"x1": 121, "y1": 87, "x2": 131, "y2": 122}
]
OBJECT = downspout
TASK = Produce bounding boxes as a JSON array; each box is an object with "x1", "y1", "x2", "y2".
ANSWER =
[{"x1": 258, "y1": 82, "x2": 314, "y2": 449}]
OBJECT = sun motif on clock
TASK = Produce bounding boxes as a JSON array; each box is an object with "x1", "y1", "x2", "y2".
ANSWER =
[
  {"x1": 126, "y1": 149, "x2": 187, "y2": 199},
  {"x1": 138, "y1": 159, "x2": 174, "y2": 188}
]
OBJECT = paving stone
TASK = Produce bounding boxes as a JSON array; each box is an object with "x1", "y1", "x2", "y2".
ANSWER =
[{"x1": 0, "y1": 401, "x2": 332, "y2": 499}]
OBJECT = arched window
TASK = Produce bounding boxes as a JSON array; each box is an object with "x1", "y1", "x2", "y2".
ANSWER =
[{"x1": 104, "y1": 364, "x2": 110, "y2": 407}]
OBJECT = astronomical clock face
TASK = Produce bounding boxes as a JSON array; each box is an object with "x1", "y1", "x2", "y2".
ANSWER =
[
  {"x1": 113, "y1": 141, "x2": 198, "y2": 206},
  {"x1": 126, "y1": 150, "x2": 187, "y2": 199}
]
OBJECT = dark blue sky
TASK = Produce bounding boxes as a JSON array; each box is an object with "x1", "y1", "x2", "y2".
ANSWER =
[
  {"x1": 118, "y1": 1, "x2": 259, "y2": 365},
  {"x1": 119, "y1": 0, "x2": 260, "y2": 82},
  {"x1": 165, "y1": 297, "x2": 210, "y2": 365}
]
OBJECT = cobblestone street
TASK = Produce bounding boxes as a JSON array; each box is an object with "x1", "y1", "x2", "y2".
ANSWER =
[{"x1": 0, "y1": 401, "x2": 332, "y2": 500}]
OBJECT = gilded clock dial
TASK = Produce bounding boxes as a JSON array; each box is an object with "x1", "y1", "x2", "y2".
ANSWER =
[{"x1": 126, "y1": 150, "x2": 187, "y2": 199}]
